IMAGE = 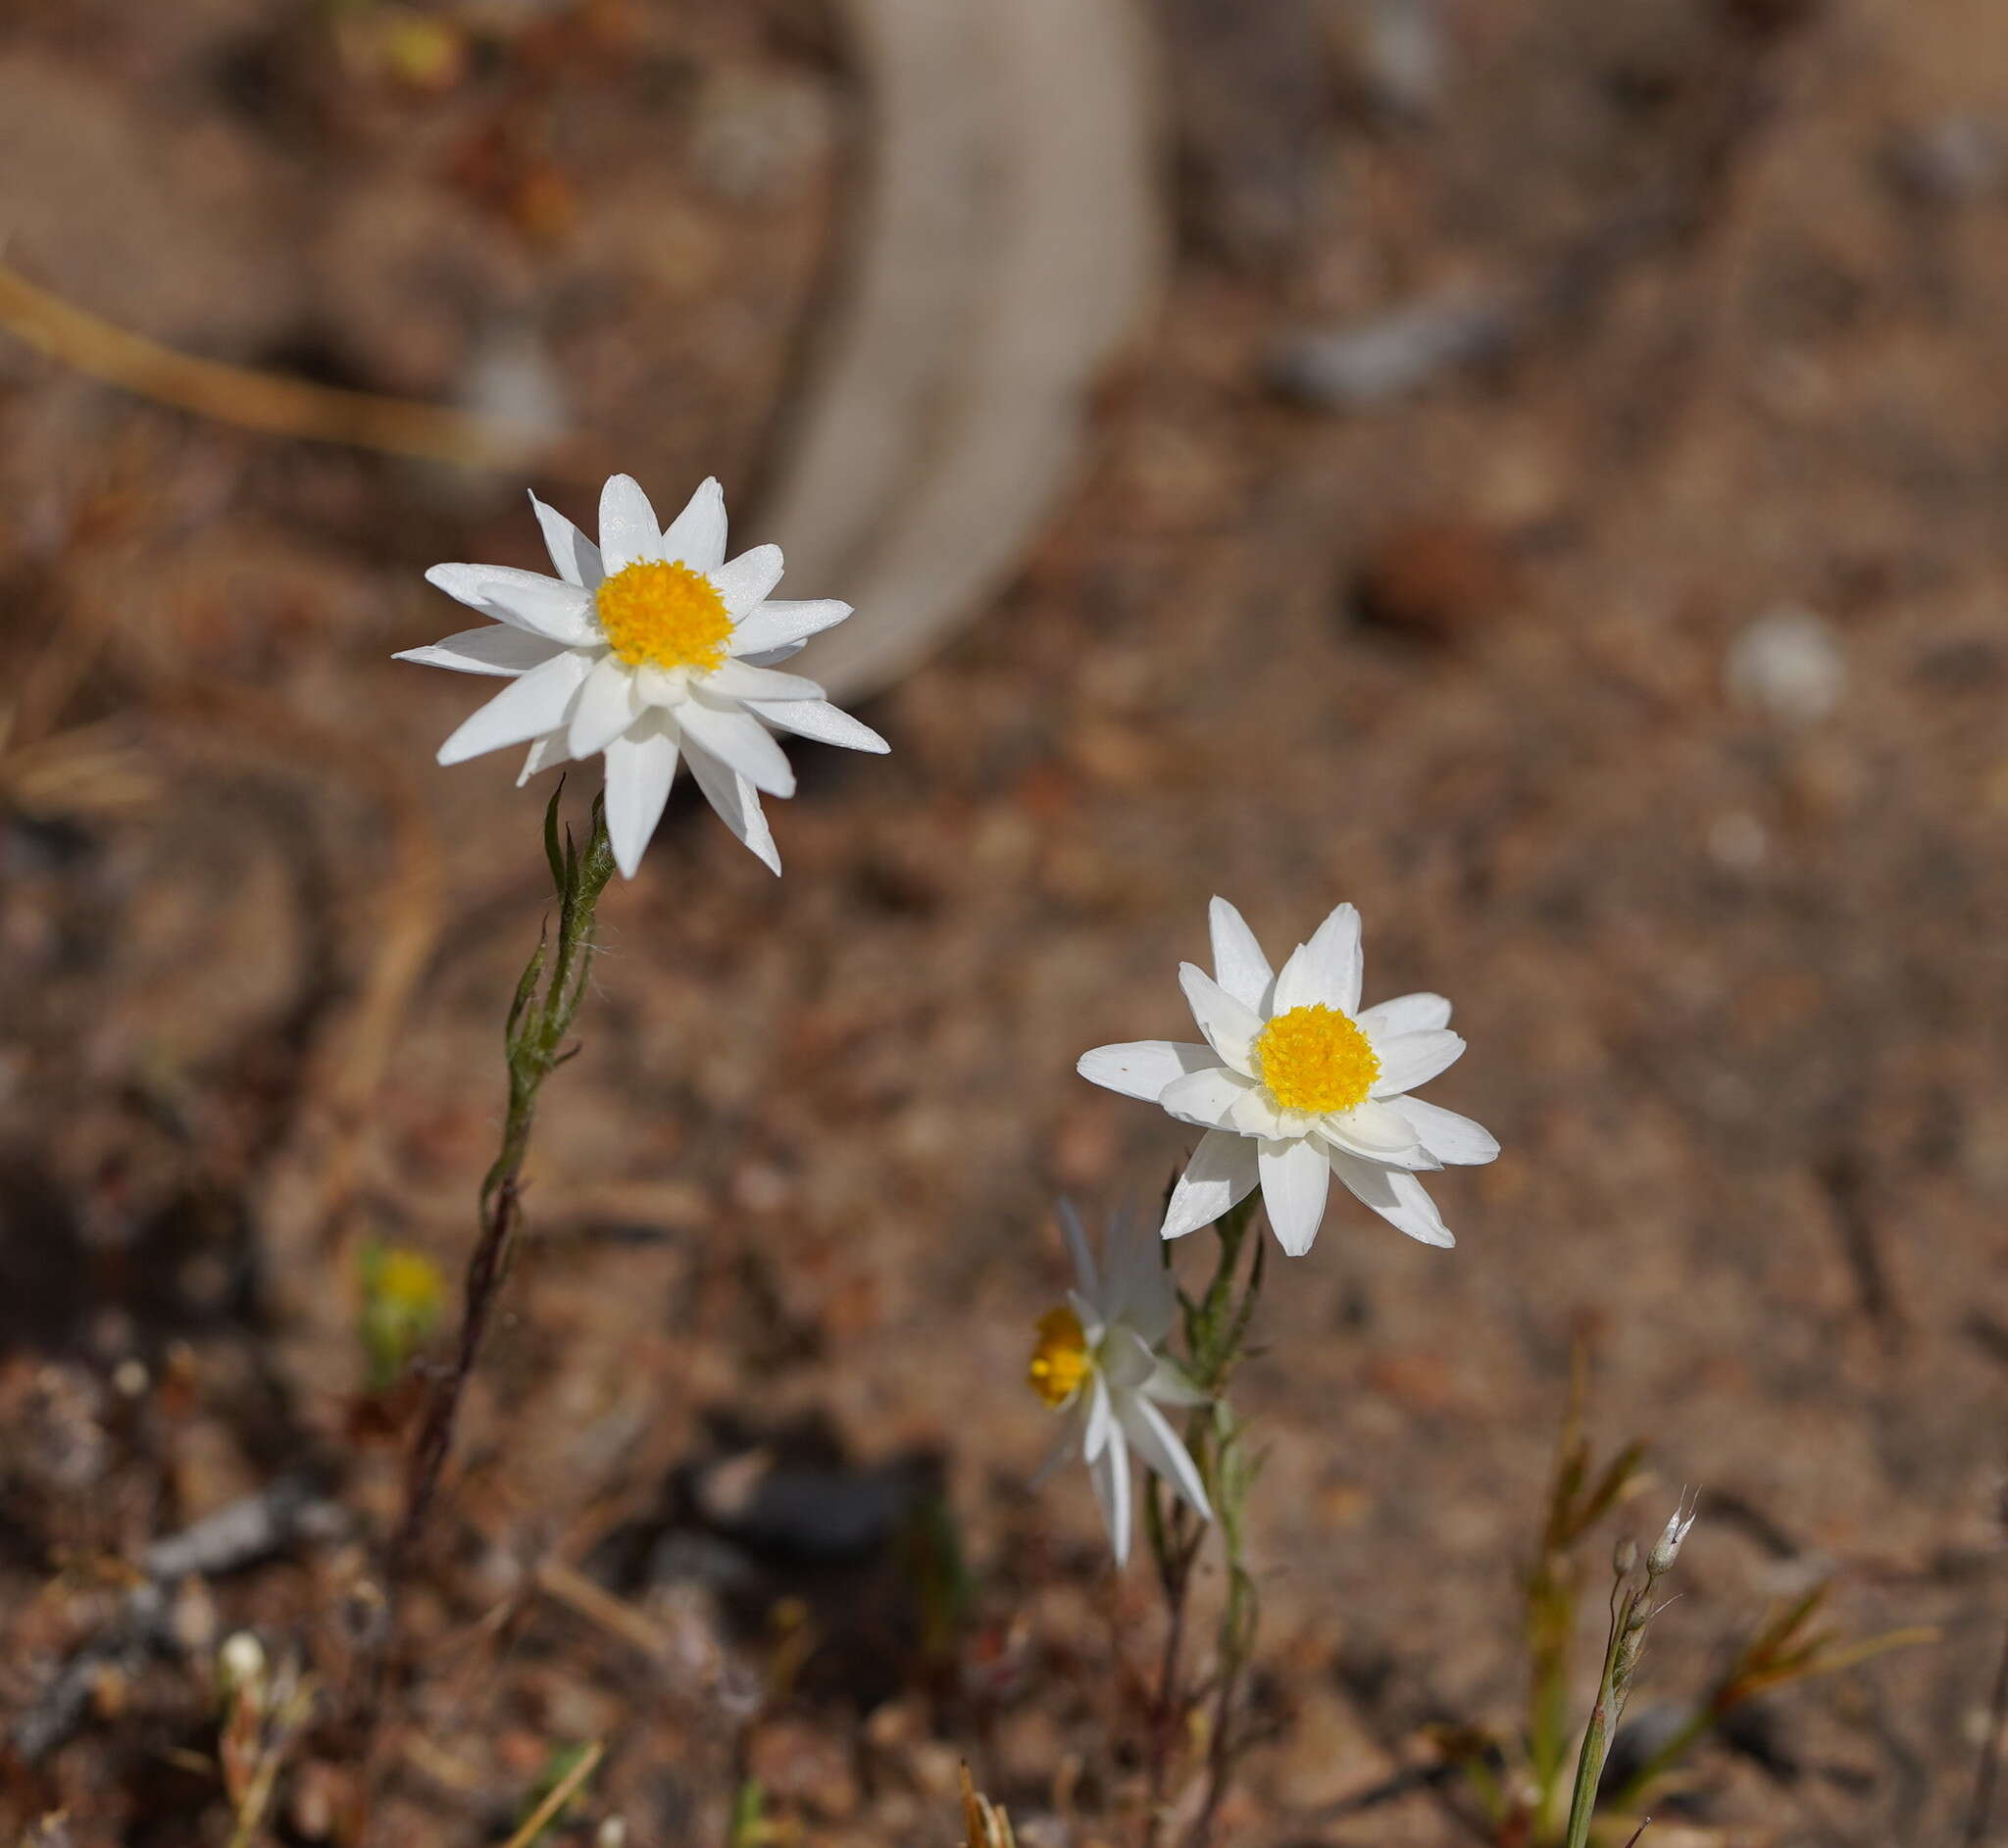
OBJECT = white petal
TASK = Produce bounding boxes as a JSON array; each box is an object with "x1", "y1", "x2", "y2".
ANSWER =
[
  {"x1": 1081, "y1": 1373, "x2": 1114, "y2": 1462},
  {"x1": 705, "y1": 659, "x2": 826, "y2": 704},
  {"x1": 680, "y1": 740, "x2": 781, "y2": 874},
  {"x1": 395, "y1": 625, "x2": 567, "y2": 676},
  {"x1": 1318, "y1": 1096, "x2": 1431, "y2": 1165},
  {"x1": 1143, "y1": 1359, "x2": 1207, "y2": 1408},
  {"x1": 1357, "y1": 992, "x2": 1452, "y2": 1039},
  {"x1": 1099, "y1": 1325, "x2": 1157, "y2": 1394},
  {"x1": 1272, "y1": 902, "x2": 1363, "y2": 1014},
  {"x1": 1077, "y1": 1041, "x2": 1217, "y2": 1103},
  {"x1": 529, "y1": 491, "x2": 603, "y2": 588},
  {"x1": 1317, "y1": 1133, "x2": 1437, "y2": 1174},
  {"x1": 708, "y1": 544, "x2": 784, "y2": 618},
  {"x1": 1393, "y1": 1097, "x2": 1499, "y2": 1167},
  {"x1": 676, "y1": 694, "x2": 796, "y2": 797},
  {"x1": 1029, "y1": 1418, "x2": 1082, "y2": 1490},
  {"x1": 518, "y1": 729, "x2": 569, "y2": 787},
  {"x1": 1160, "y1": 1068, "x2": 1255, "y2": 1130},
  {"x1": 1384, "y1": 1169, "x2": 1457, "y2": 1248},
  {"x1": 1090, "y1": 1420, "x2": 1133, "y2": 1567},
  {"x1": 1258, "y1": 1135, "x2": 1331, "y2": 1257},
  {"x1": 597, "y1": 474, "x2": 662, "y2": 574},
  {"x1": 660, "y1": 476, "x2": 727, "y2": 573},
  {"x1": 603, "y1": 720, "x2": 679, "y2": 878},
  {"x1": 1229, "y1": 1086, "x2": 1286, "y2": 1137},
  {"x1": 1179, "y1": 965, "x2": 1263, "y2": 1077},
  {"x1": 629, "y1": 665, "x2": 686, "y2": 709},
  {"x1": 436, "y1": 651, "x2": 592, "y2": 766},
  {"x1": 1161, "y1": 1128, "x2": 1262, "y2": 1240},
  {"x1": 1057, "y1": 1199, "x2": 1099, "y2": 1300},
  {"x1": 425, "y1": 564, "x2": 597, "y2": 644},
  {"x1": 1208, "y1": 897, "x2": 1274, "y2": 1012},
  {"x1": 738, "y1": 641, "x2": 806, "y2": 668},
  {"x1": 728, "y1": 598, "x2": 852, "y2": 656},
  {"x1": 1370, "y1": 1028, "x2": 1467, "y2": 1097},
  {"x1": 1103, "y1": 1208, "x2": 1176, "y2": 1343},
  {"x1": 568, "y1": 653, "x2": 641, "y2": 760},
  {"x1": 1328, "y1": 1150, "x2": 1455, "y2": 1248},
  {"x1": 749, "y1": 697, "x2": 888, "y2": 754},
  {"x1": 1124, "y1": 1396, "x2": 1212, "y2": 1522}
]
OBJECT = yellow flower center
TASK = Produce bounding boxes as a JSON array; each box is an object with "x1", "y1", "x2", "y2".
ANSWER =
[
  {"x1": 1253, "y1": 1004, "x2": 1380, "y2": 1115},
  {"x1": 1028, "y1": 1306, "x2": 1091, "y2": 1407},
  {"x1": 595, "y1": 560, "x2": 733, "y2": 673}
]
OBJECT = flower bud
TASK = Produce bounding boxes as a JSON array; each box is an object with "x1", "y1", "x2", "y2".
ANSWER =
[
  {"x1": 1648, "y1": 1489, "x2": 1699, "y2": 1578},
  {"x1": 217, "y1": 1630, "x2": 266, "y2": 1696}
]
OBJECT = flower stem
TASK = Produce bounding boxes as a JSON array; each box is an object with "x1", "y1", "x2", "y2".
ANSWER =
[
  {"x1": 1143, "y1": 1194, "x2": 1267, "y2": 1848},
  {"x1": 388, "y1": 783, "x2": 617, "y2": 1580},
  {"x1": 1561, "y1": 1572, "x2": 1635, "y2": 1848},
  {"x1": 1563, "y1": 1512, "x2": 1689, "y2": 1848},
  {"x1": 1142, "y1": 1477, "x2": 1203, "y2": 1848}
]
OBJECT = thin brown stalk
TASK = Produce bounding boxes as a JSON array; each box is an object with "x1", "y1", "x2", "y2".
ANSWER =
[
  {"x1": 386, "y1": 1175, "x2": 523, "y2": 1575},
  {"x1": 1146, "y1": 1196, "x2": 1267, "y2": 1848},
  {"x1": 355, "y1": 793, "x2": 615, "y2": 1838},
  {"x1": 1185, "y1": 1622, "x2": 1246, "y2": 1848},
  {"x1": 387, "y1": 789, "x2": 615, "y2": 1581},
  {"x1": 1964, "y1": 1620, "x2": 2008, "y2": 1847},
  {"x1": 1142, "y1": 1491, "x2": 1204, "y2": 1848}
]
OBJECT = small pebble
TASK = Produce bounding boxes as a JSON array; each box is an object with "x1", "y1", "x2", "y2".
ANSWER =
[
  {"x1": 1271, "y1": 292, "x2": 1514, "y2": 410},
  {"x1": 1352, "y1": 0, "x2": 1449, "y2": 118},
  {"x1": 1885, "y1": 115, "x2": 2008, "y2": 203},
  {"x1": 1726, "y1": 606, "x2": 1844, "y2": 724},
  {"x1": 1707, "y1": 812, "x2": 1769, "y2": 872},
  {"x1": 1349, "y1": 518, "x2": 1515, "y2": 642}
]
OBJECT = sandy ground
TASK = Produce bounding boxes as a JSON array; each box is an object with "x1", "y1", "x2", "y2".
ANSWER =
[{"x1": 2, "y1": 1, "x2": 2007, "y2": 1843}]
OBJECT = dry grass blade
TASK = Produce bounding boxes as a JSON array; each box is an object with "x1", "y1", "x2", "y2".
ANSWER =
[
  {"x1": 0, "y1": 260, "x2": 572, "y2": 474},
  {"x1": 500, "y1": 1739, "x2": 605, "y2": 1848},
  {"x1": 959, "y1": 1763, "x2": 1018, "y2": 1848},
  {"x1": 222, "y1": 1676, "x2": 317, "y2": 1848},
  {"x1": 0, "y1": 719, "x2": 158, "y2": 820},
  {"x1": 533, "y1": 1556, "x2": 672, "y2": 1662}
]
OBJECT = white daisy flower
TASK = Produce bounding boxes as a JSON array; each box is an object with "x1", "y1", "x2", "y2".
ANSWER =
[
  {"x1": 1029, "y1": 1202, "x2": 1211, "y2": 1567},
  {"x1": 1078, "y1": 897, "x2": 1498, "y2": 1256},
  {"x1": 397, "y1": 474, "x2": 888, "y2": 877}
]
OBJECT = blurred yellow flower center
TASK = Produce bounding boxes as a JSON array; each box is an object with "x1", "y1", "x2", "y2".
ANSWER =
[
  {"x1": 374, "y1": 1248, "x2": 445, "y2": 1316},
  {"x1": 1028, "y1": 1307, "x2": 1090, "y2": 1407},
  {"x1": 596, "y1": 560, "x2": 733, "y2": 673},
  {"x1": 1254, "y1": 1005, "x2": 1380, "y2": 1114}
]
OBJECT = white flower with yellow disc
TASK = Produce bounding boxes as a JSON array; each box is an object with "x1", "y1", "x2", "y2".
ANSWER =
[
  {"x1": 398, "y1": 474, "x2": 887, "y2": 876},
  {"x1": 1078, "y1": 898, "x2": 1497, "y2": 1255},
  {"x1": 1029, "y1": 1203, "x2": 1210, "y2": 1567}
]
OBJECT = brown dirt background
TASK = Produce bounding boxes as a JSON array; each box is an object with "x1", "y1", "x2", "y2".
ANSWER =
[{"x1": 2, "y1": 1, "x2": 2006, "y2": 1843}]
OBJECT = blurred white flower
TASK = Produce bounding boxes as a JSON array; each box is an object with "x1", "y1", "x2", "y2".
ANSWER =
[
  {"x1": 399, "y1": 474, "x2": 887, "y2": 876},
  {"x1": 1079, "y1": 897, "x2": 1497, "y2": 1255},
  {"x1": 1029, "y1": 1203, "x2": 1210, "y2": 1567}
]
